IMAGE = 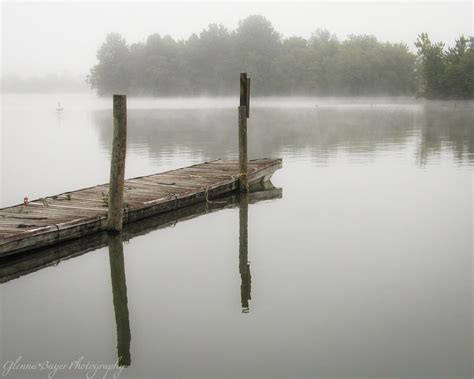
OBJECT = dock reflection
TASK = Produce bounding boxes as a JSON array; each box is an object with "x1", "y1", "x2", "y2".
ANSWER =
[
  {"x1": 0, "y1": 182, "x2": 282, "y2": 365},
  {"x1": 0, "y1": 182, "x2": 282, "y2": 284}
]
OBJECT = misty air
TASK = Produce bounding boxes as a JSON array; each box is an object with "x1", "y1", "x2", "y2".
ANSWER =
[{"x1": 0, "y1": 2, "x2": 472, "y2": 379}]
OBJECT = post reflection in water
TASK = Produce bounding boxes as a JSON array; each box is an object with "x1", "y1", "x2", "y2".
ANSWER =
[
  {"x1": 239, "y1": 192, "x2": 251, "y2": 313},
  {"x1": 108, "y1": 233, "x2": 131, "y2": 367},
  {"x1": 0, "y1": 180, "x2": 282, "y2": 371}
]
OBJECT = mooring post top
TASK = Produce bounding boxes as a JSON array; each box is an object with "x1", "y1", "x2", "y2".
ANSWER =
[
  {"x1": 240, "y1": 73, "x2": 250, "y2": 118},
  {"x1": 113, "y1": 94, "x2": 127, "y2": 106},
  {"x1": 246, "y1": 77, "x2": 250, "y2": 118},
  {"x1": 240, "y1": 73, "x2": 247, "y2": 107},
  {"x1": 113, "y1": 95, "x2": 127, "y2": 117}
]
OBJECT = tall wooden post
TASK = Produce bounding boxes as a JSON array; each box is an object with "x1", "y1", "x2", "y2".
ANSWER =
[
  {"x1": 108, "y1": 233, "x2": 131, "y2": 366},
  {"x1": 239, "y1": 73, "x2": 250, "y2": 192},
  {"x1": 108, "y1": 95, "x2": 127, "y2": 232},
  {"x1": 238, "y1": 106, "x2": 248, "y2": 192}
]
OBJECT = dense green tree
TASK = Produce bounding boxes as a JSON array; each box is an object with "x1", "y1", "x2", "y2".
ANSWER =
[
  {"x1": 307, "y1": 29, "x2": 340, "y2": 94},
  {"x1": 142, "y1": 34, "x2": 187, "y2": 95},
  {"x1": 415, "y1": 33, "x2": 447, "y2": 98},
  {"x1": 87, "y1": 16, "x2": 471, "y2": 99},
  {"x1": 87, "y1": 33, "x2": 130, "y2": 95},
  {"x1": 272, "y1": 37, "x2": 313, "y2": 93},
  {"x1": 444, "y1": 36, "x2": 474, "y2": 98},
  {"x1": 184, "y1": 24, "x2": 236, "y2": 94},
  {"x1": 234, "y1": 15, "x2": 282, "y2": 93},
  {"x1": 415, "y1": 33, "x2": 473, "y2": 99}
]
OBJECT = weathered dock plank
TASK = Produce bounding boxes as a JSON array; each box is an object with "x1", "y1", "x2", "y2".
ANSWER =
[{"x1": 0, "y1": 158, "x2": 281, "y2": 256}]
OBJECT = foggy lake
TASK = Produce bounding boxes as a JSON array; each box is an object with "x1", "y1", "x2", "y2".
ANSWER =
[{"x1": 0, "y1": 93, "x2": 472, "y2": 378}]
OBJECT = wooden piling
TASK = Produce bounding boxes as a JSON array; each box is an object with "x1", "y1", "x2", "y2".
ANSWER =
[
  {"x1": 238, "y1": 75, "x2": 251, "y2": 308},
  {"x1": 107, "y1": 95, "x2": 127, "y2": 232},
  {"x1": 246, "y1": 78, "x2": 250, "y2": 118},
  {"x1": 240, "y1": 73, "x2": 250, "y2": 118},
  {"x1": 239, "y1": 73, "x2": 250, "y2": 192},
  {"x1": 238, "y1": 106, "x2": 248, "y2": 192}
]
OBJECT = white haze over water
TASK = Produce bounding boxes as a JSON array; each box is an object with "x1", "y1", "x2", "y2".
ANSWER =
[{"x1": 1, "y1": 1, "x2": 472, "y2": 79}]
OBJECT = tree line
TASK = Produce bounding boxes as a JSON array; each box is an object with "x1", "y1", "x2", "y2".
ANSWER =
[
  {"x1": 87, "y1": 15, "x2": 473, "y2": 99},
  {"x1": 415, "y1": 33, "x2": 474, "y2": 99}
]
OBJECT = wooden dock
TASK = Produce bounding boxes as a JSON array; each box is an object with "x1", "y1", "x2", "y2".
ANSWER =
[{"x1": 0, "y1": 158, "x2": 281, "y2": 257}]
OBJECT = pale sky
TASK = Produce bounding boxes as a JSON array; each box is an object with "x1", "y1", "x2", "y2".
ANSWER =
[{"x1": 1, "y1": 1, "x2": 472, "y2": 78}]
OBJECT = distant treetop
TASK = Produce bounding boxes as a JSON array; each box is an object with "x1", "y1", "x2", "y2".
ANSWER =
[{"x1": 87, "y1": 15, "x2": 473, "y2": 99}]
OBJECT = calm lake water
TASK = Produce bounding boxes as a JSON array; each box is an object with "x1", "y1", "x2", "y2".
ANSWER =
[{"x1": 0, "y1": 93, "x2": 472, "y2": 378}]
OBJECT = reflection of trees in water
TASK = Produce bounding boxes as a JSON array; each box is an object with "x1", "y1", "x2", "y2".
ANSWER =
[
  {"x1": 418, "y1": 103, "x2": 474, "y2": 166},
  {"x1": 0, "y1": 185, "x2": 282, "y2": 370},
  {"x1": 94, "y1": 109, "x2": 237, "y2": 162},
  {"x1": 250, "y1": 107, "x2": 419, "y2": 162},
  {"x1": 93, "y1": 102, "x2": 473, "y2": 165}
]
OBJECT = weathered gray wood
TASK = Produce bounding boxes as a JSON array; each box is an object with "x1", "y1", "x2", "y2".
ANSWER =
[
  {"x1": 240, "y1": 73, "x2": 247, "y2": 108},
  {"x1": 240, "y1": 73, "x2": 250, "y2": 118},
  {"x1": 246, "y1": 78, "x2": 251, "y2": 118},
  {"x1": 239, "y1": 106, "x2": 249, "y2": 192},
  {"x1": 0, "y1": 233, "x2": 17, "y2": 238},
  {"x1": 131, "y1": 177, "x2": 200, "y2": 192},
  {"x1": 108, "y1": 95, "x2": 127, "y2": 232},
  {"x1": 0, "y1": 159, "x2": 281, "y2": 256}
]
